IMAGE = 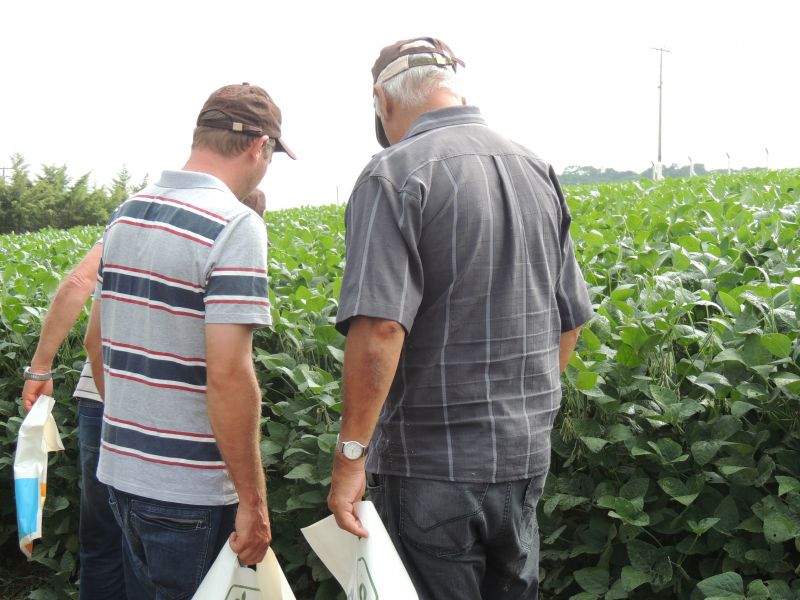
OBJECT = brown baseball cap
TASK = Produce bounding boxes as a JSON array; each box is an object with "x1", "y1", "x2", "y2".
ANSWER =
[
  {"x1": 197, "y1": 83, "x2": 296, "y2": 159},
  {"x1": 371, "y1": 37, "x2": 465, "y2": 148}
]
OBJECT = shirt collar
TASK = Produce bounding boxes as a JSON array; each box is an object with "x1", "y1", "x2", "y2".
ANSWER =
[
  {"x1": 156, "y1": 170, "x2": 230, "y2": 192},
  {"x1": 402, "y1": 105, "x2": 486, "y2": 142}
]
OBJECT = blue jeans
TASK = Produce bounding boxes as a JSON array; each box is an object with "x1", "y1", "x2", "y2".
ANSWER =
[
  {"x1": 367, "y1": 472, "x2": 546, "y2": 600},
  {"x1": 108, "y1": 487, "x2": 237, "y2": 600},
  {"x1": 78, "y1": 399, "x2": 127, "y2": 600}
]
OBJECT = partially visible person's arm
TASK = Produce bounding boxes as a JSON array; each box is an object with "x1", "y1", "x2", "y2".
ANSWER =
[
  {"x1": 85, "y1": 298, "x2": 104, "y2": 400},
  {"x1": 22, "y1": 243, "x2": 102, "y2": 410},
  {"x1": 559, "y1": 326, "x2": 582, "y2": 374},
  {"x1": 205, "y1": 323, "x2": 270, "y2": 565},
  {"x1": 327, "y1": 316, "x2": 405, "y2": 538}
]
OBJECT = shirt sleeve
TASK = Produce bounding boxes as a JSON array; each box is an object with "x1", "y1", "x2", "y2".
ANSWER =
[
  {"x1": 203, "y1": 212, "x2": 272, "y2": 327},
  {"x1": 336, "y1": 175, "x2": 424, "y2": 336},
  {"x1": 550, "y1": 166, "x2": 595, "y2": 331}
]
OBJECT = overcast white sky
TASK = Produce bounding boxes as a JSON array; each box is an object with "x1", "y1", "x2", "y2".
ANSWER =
[{"x1": 1, "y1": 0, "x2": 798, "y2": 210}]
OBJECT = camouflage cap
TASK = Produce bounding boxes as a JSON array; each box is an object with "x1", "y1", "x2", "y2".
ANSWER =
[
  {"x1": 197, "y1": 83, "x2": 296, "y2": 159},
  {"x1": 371, "y1": 37, "x2": 465, "y2": 148}
]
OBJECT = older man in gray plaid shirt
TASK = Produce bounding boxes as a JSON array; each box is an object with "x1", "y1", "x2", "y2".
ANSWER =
[{"x1": 328, "y1": 37, "x2": 594, "y2": 600}]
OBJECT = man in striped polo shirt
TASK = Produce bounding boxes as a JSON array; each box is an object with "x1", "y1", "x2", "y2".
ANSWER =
[
  {"x1": 20, "y1": 188, "x2": 270, "y2": 598},
  {"x1": 328, "y1": 38, "x2": 593, "y2": 599},
  {"x1": 85, "y1": 83, "x2": 294, "y2": 598}
]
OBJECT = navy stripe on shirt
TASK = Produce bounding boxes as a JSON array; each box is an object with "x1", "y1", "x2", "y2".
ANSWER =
[
  {"x1": 102, "y1": 271, "x2": 205, "y2": 314},
  {"x1": 103, "y1": 345, "x2": 206, "y2": 388},
  {"x1": 116, "y1": 197, "x2": 227, "y2": 241},
  {"x1": 205, "y1": 274, "x2": 269, "y2": 299},
  {"x1": 102, "y1": 420, "x2": 222, "y2": 463}
]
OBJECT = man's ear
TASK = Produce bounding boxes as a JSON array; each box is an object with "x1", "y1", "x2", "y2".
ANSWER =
[
  {"x1": 250, "y1": 135, "x2": 268, "y2": 160},
  {"x1": 373, "y1": 85, "x2": 392, "y2": 121}
]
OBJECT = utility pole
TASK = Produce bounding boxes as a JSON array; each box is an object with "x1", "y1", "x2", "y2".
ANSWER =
[
  {"x1": 726, "y1": 152, "x2": 731, "y2": 175},
  {"x1": 651, "y1": 47, "x2": 671, "y2": 180},
  {"x1": 765, "y1": 148, "x2": 769, "y2": 171},
  {"x1": 0, "y1": 166, "x2": 12, "y2": 182}
]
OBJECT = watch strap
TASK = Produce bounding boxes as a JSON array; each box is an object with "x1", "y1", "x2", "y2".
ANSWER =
[{"x1": 23, "y1": 366, "x2": 53, "y2": 381}]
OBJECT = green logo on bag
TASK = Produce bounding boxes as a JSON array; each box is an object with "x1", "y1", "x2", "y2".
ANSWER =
[
  {"x1": 348, "y1": 557, "x2": 378, "y2": 600},
  {"x1": 225, "y1": 585, "x2": 260, "y2": 600}
]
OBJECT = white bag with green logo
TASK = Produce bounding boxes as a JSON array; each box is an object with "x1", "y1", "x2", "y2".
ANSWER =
[
  {"x1": 191, "y1": 541, "x2": 295, "y2": 600},
  {"x1": 301, "y1": 501, "x2": 419, "y2": 600}
]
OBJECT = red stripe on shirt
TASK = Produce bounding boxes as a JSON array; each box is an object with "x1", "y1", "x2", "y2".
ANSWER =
[
  {"x1": 103, "y1": 264, "x2": 204, "y2": 290},
  {"x1": 104, "y1": 367, "x2": 206, "y2": 394},
  {"x1": 104, "y1": 414, "x2": 215, "y2": 439},
  {"x1": 108, "y1": 219, "x2": 213, "y2": 247},
  {"x1": 101, "y1": 293, "x2": 205, "y2": 319},
  {"x1": 101, "y1": 338, "x2": 206, "y2": 363},
  {"x1": 134, "y1": 194, "x2": 229, "y2": 223},
  {"x1": 101, "y1": 443, "x2": 225, "y2": 469}
]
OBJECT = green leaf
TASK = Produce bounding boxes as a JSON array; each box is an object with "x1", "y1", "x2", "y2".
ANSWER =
[
  {"x1": 730, "y1": 401, "x2": 758, "y2": 418},
  {"x1": 650, "y1": 384, "x2": 678, "y2": 406},
  {"x1": 657, "y1": 475, "x2": 703, "y2": 506},
  {"x1": 688, "y1": 518, "x2": 719, "y2": 535},
  {"x1": 574, "y1": 567, "x2": 610, "y2": 595},
  {"x1": 691, "y1": 440, "x2": 722, "y2": 466},
  {"x1": 761, "y1": 333, "x2": 792, "y2": 358},
  {"x1": 627, "y1": 538, "x2": 658, "y2": 571},
  {"x1": 718, "y1": 291, "x2": 741, "y2": 315},
  {"x1": 611, "y1": 284, "x2": 637, "y2": 301},
  {"x1": 775, "y1": 476, "x2": 800, "y2": 497},
  {"x1": 580, "y1": 436, "x2": 609, "y2": 453},
  {"x1": 773, "y1": 372, "x2": 800, "y2": 394},
  {"x1": 763, "y1": 512, "x2": 799, "y2": 543},
  {"x1": 746, "y1": 580, "x2": 770, "y2": 600},
  {"x1": 620, "y1": 566, "x2": 650, "y2": 592},
  {"x1": 576, "y1": 370, "x2": 599, "y2": 391},
  {"x1": 696, "y1": 572, "x2": 744, "y2": 598},
  {"x1": 284, "y1": 463, "x2": 314, "y2": 480}
]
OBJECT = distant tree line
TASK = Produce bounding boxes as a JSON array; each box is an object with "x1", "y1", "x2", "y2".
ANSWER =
[
  {"x1": 555, "y1": 163, "x2": 765, "y2": 185},
  {"x1": 0, "y1": 154, "x2": 146, "y2": 234}
]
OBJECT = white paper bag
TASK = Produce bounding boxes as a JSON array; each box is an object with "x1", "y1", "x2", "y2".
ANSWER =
[
  {"x1": 301, "y1": 501, "x2": 419, "y2": 600},
  {"x1": 14, "y1": 394, "x2": 64, "y2": 558},
  {"x1": 191, "y1": 541, "x2": 296, "y2": 600}
]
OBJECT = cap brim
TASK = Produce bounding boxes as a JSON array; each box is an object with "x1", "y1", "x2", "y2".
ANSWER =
[
  {"x1": 275, "y1": 138, "x2": 297, "y2": 160},
  {"x1": 375, "y1": 115, "x2": 390, "y2": 148}
]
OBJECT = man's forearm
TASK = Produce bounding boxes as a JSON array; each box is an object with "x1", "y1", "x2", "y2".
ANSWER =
[
  {"x1": 207, "y1": 372, "x2": 266, "y2": 505},
  {"x1": 559, "y1": 326, "x2": 582, "y2": 373},
  {"x1": 339, "y1": 317, "x2": 406, "y2": 443},
  {"x1": 31, "y1": 243, "x2": 102, "y2": 372}
]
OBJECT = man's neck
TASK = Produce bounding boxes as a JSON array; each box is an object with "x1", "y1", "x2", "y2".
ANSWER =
[
  {"x1": 183, "y1": 151, "x2": 242, "y2": 198},
  {"x1": 395, "y1": 90, "x2": 463, "y2": 143}
]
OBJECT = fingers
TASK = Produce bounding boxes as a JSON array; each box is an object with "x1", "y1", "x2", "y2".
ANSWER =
[
  {"x1": 333, "y1": 506, "x2": 369, "y2": 538},
  {"x1": 230, "y1": 505, "x2": 271, "y2": 565},
  {"x1": 229, "y1": 530, "x2": 271, "y2": 565}
]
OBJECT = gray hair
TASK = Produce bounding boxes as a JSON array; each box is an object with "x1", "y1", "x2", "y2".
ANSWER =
[{"x1": 376, "y1": 65, "x2": 461, "y2": 116}]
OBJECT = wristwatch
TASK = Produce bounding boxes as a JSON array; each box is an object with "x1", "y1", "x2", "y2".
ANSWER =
[
  {"x1": 22, "y1": 366, "x2": 52, "y2": 381},
  {"x1": 336, "y1": 435, "x2": 368, "y2": 460}
]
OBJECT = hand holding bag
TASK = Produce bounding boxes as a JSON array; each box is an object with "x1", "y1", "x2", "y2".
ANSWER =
[
  {"x1": 191, "y1": 541, "x2": 296, "y2": 600},
  {"x1": 302, "y1": 500, "x2": 419, "y2": 600},
  {"x1": 14, "y1": 394, "x2": 64, "y2": 558}
]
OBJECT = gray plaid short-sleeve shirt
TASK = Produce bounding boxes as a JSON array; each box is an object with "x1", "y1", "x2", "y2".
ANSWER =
[{"x1": 336, "y1": 106, "x2": 594, "y2": 482}]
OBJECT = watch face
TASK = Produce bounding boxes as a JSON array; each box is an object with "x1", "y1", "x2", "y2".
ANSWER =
[{"x1": 343, "y1": 441, "x2": 364, "y2": 460}]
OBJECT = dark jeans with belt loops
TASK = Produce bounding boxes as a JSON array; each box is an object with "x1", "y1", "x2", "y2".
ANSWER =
[
  {"x1": 367, "y1": 471, "x2": 547, "y2": 600},
  {"x1": 78, "y1": 399, "x2": 127, "y2": 600}
]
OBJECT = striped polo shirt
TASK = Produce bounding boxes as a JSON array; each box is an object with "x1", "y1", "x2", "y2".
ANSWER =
[
  {"x1": 73, "y1": 362, "x2": 101, "y2": 402},
  {"x1": 95, "y1": 170, "x2": 271, "y2": 505},
  {"x1": 336, "y1": 106, "x2": 594, "y2": 483}
]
